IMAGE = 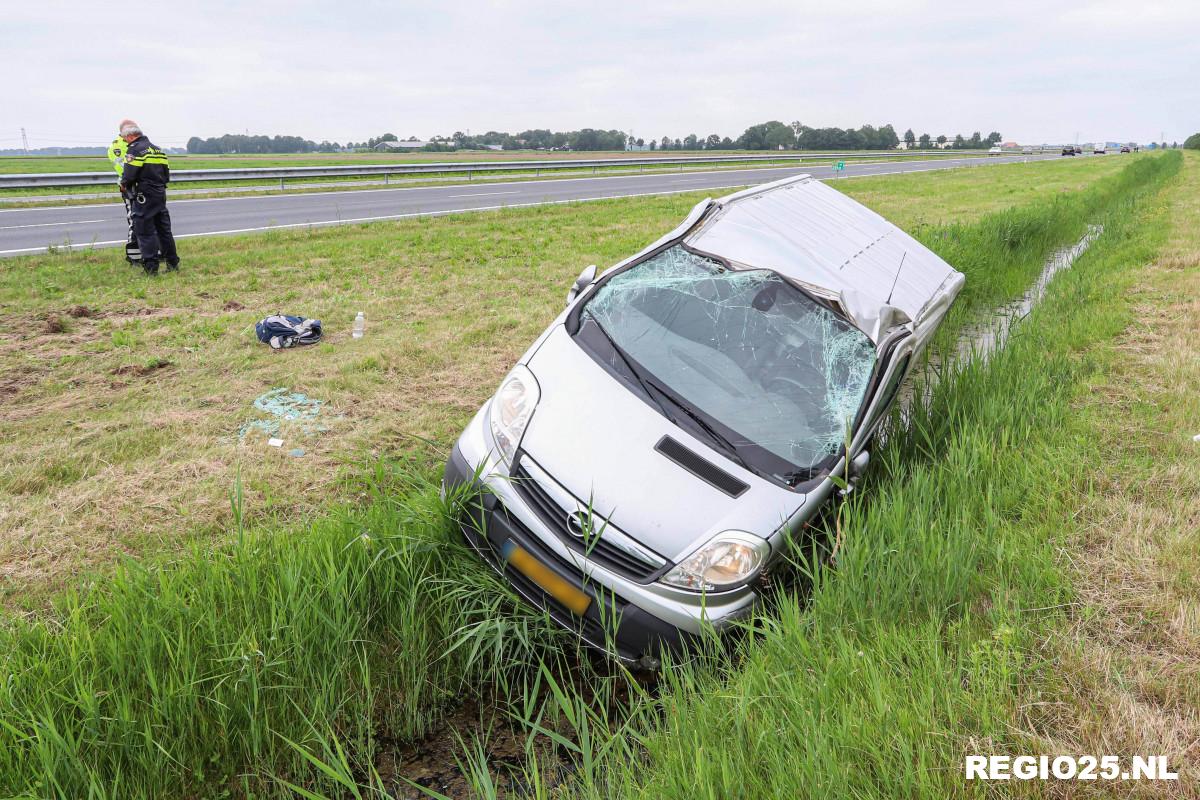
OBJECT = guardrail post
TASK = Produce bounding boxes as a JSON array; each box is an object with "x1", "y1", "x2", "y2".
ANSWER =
[
  {"x1": 280, "y1": 177, "x2": 285, "y2": 190},
  {"x1": 384, "y1": 173, "x2": 389, "y2": 185}
]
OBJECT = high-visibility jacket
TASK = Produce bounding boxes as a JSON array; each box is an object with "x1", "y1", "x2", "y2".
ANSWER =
[
  {"x1": 107, "y1": 137, "x2": 127, "y2": 180},
  {"x1": 119, "y1": 135, "x2": 170, "y2": 196}
]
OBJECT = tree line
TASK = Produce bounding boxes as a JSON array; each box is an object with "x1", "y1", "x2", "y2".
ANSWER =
[
  {"x1": 187, "y1": 123, "x2": 1007, "y2": 155},
  {"x1": 185, "y1": 134, "x2": 341, "y2": 154}
]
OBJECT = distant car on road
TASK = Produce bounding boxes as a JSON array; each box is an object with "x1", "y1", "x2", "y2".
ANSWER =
[
  {"x1": 1093, "y1": 143, "x2": 1106, "y2": 154},
  {"x1": 1022, "y1": 146, "x2": 1033, "y2": 154},
  {"x1": 1061, "y1": 146, "x2": 1076, "y2": 156},
  {"x1": 1120, "y1": 146, "x2": 1131, "y2": 153},
  {"x1": 988, "y1": 146, "x2": 1003, "y2": 154}
]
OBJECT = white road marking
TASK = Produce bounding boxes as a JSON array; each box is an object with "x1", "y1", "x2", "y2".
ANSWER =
[
  {"x1": 443, "y1": 190, "x2": 520, "y2": 198},
  {"x1": 0, "y1": 218, "x2": 105, "y2": 230}
]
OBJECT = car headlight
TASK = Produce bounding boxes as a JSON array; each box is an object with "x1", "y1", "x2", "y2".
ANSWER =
[
  {"x1": 660, "y1": 531, "x2": 769, "y2": 592},
  {"x1": 488, "y1": 365, "x2": 540, "y2": 465}
]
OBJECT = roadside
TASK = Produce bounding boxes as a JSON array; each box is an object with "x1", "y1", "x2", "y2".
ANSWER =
[
  {"x1": 0, "y1": 152, "x2": 1057, "y2": 209},
  {"x1": 1023, "y1": 152, "x2": 1200, "y2": 796}
]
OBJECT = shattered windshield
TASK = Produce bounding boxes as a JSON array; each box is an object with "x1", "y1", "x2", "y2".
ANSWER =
[{"x1": 578, "y1": 245, "x2": 876, "y2": 481}]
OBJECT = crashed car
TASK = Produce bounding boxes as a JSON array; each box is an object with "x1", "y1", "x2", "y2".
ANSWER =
[{"x1": 444, "y1": 174, "x2": 965, "y2": 667}]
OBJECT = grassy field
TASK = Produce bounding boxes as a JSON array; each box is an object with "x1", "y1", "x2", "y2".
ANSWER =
[
  {"x1": 0, "y1": 151, "x2": 1189, "y2": 797},
  {"x1": 1038, "y1": 153, "x2": 1200, "y2": 782},
  {"x1": 0, "y1": 149, "x2": 996, "y2": 175},
  {"x1": 0, "y1": 154, "x2": 1142, "y2": 605}
]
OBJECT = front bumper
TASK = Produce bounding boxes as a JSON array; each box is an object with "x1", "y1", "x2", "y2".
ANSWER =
[{"x1": 444, "y1": 444, "x2": 693, "y2": 665}]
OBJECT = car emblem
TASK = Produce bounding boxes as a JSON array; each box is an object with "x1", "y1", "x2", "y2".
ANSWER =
[{"x1": 566, "y1": 511, "x2": 589, "y2": 540}]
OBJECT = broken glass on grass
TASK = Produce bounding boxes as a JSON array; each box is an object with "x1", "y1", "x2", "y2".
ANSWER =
[
  {"x1": 580, "y1": 245, "x2": 876, "y2": 478},
  {"x1": 238, "y1": 387, "x2": 329, "y2": 442}
]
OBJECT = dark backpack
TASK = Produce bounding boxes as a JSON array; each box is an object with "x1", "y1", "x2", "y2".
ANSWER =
[{"x1": 255, "y1": 315, "x2": 323, "y2": 349}]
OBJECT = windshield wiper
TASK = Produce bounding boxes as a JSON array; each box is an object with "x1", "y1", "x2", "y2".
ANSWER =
[
  {"x1": 780, "y1": 468, "x2": 815, "y2": 486},
  {"x1": 584, "y1": 314, "x2": 673, "y2": 420},
  {"x1": 644, "y1": 377, "x2": 755, "y2": 473},
  {"x1": 585, "y1": 313, "x2": 754, "y2": 474}
]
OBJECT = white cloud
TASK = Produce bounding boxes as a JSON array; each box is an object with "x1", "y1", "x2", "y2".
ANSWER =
[{"x1": 2, "y1": 0, "x2": 1195, "y2": 149}]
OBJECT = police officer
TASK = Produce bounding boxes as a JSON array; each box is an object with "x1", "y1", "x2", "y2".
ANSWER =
[
  {"x1": 108, "y1": 129, "x2": 141, "y2": 266},
  {"x1": 118, "y1": 120, "x2": 179, "y2": 275}
]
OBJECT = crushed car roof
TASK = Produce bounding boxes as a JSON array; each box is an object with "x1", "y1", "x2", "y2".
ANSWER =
[{"x1": 655, "y1": 175, "x2": 965, "y2": 343}]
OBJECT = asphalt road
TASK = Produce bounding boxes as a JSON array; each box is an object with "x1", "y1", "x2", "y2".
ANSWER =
[{"x1": 0, "y1": 154, "x2": 1065, "y2": 257}]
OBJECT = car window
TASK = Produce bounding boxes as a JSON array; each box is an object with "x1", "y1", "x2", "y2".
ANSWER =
[{"x1": 578, "y1": 245, "x2": 877, "y2": 479}]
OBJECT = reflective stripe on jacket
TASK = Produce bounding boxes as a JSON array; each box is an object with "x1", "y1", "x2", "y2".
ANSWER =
[{"x1": 120, "y1": 135, "x2": 170, "y2": 195}]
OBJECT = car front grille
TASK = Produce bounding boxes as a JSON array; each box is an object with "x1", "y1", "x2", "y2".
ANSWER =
[{"x1": 510, "y1": 460, "x2": 666, "y2": 582}]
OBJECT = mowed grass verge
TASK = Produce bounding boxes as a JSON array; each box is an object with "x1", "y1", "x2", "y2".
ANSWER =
[
  {"x1": 0, "y1": 154, "x2": 1137, "y2": 604},
  {"x1": 0, "y1": 151, "x2": 1179, "y2": 797}
]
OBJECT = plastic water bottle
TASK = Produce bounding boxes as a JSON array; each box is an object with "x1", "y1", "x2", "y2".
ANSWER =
[{"x1": 352, "y1": 311, "x2": 365, "y2": 339}]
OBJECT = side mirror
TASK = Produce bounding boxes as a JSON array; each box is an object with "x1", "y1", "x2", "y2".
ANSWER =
[{"x1": 566, "y1": 264, "x2": 598, "y2": 307}]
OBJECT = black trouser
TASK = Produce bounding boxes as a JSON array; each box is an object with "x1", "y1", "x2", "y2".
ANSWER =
[
  {"x1": 130, "y1": 191, "x2": 178, "y2": 273},
  {"x1": 120, "y1": 191, "x2": 141, "y2": 265}
]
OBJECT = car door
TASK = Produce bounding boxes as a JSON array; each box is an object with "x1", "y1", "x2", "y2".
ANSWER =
[{"x1": 848, "y1": 329, "x2": 914, "y2": 456}]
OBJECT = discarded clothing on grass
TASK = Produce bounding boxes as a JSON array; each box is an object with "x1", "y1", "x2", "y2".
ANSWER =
[{"x1": 255, "y1": 315, "x2": 323, "y2": 349}]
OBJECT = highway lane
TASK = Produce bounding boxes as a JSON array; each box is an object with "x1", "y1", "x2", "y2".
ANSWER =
[{"x1": 0, "y1": 154, "x2": 1064, "y2": 256}]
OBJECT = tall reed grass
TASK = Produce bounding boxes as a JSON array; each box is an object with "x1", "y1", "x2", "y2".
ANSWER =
[
  {"x1": 437, "y1": 150, "x2": 1182, "y2": 799},
  {"x1": 0, "y1": 152, "x2": 1179, "y2": 798}
]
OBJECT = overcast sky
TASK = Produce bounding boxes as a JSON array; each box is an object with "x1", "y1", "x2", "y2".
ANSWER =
[{"x1": 3, "y1": 0, "x2": 1196, "y2": 150}]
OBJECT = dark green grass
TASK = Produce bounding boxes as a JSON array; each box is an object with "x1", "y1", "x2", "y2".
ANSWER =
[
  {"x1": 0, "y1": 463, "x2": 588, "y2": 798},
  {"x1": 0, "y1": 153, "x2": 1178, "y2": 798}
]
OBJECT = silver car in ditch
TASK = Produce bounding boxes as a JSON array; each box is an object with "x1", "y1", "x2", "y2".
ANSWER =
[{"x1": 444, "y1": 174, "x2": 965, "y2": 667}]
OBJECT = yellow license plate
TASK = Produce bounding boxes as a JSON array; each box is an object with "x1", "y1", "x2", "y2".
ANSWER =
[{"x1": 502, "y1": 540, "x2": 592, "y2": 616}]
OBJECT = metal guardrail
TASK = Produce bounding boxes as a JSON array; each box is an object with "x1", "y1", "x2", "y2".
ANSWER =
[{"x1": 0, "y1": 150, "x2": 1009, "y2": 191}]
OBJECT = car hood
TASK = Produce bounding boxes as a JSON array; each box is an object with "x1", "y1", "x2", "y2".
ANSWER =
[{"x1": 519, "y1": 325, "x2": 802, "y2": 563}]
